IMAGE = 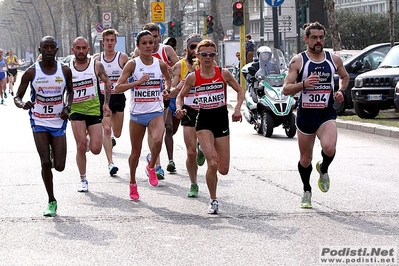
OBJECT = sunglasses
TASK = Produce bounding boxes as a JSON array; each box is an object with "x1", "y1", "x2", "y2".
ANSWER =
[
  {"x1": 189, "y1": 44, "x2": 197, "y2": 50},
  {"x1": 197, "y1": 52, "x2": 217, "y2": 57}
]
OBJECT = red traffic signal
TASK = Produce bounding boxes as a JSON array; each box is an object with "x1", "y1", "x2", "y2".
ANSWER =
[
  {"x1": 234, "y1": 2, "x2": 243, "y2": 10},
  {"x1": 168, "y1": 21, "x2": 176, "y2": 37},
  {"x1": 206, "y1": 15, "x2": 214, "y2": 34},
  {"x1": 233, "y1": 2, "x2": 244, "y2": 26}
]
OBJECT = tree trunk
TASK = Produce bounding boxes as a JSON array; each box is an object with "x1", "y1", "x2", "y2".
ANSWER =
[
  {"x1": 324, "y1": 0, "x2": 342, "y2": 51},
  {"x1": 209, "y1": 0, "x2": 225, "y2": 47}
]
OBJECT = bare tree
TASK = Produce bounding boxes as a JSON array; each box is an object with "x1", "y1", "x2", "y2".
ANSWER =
[
  {"x1": 324, "y1": 0, "x2": 342, "y2": 51},
  {"x1": 135, "y1": 0, "x2": 152, "y2": 25},
  {"x1": 209, "y1": 0, "x2": 225, "y2": 46}
]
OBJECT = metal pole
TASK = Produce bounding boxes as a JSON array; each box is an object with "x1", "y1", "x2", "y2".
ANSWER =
[
  {"x1": 260, "y1": 0, "x2": 264, "y2": 46},
  {"x1": 272, "y1": 7, "x2": 279, "y2": 49},
  {"x1": 196, "y1": 0, "x2": 200, "y2": 33},
  {"x1": 44, "y1": 0, "x2": 57, "y2": 40}
]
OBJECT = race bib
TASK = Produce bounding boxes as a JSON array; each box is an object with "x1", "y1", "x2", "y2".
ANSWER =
[
  {"x1": 301, "y1": 83, "x2": 331, "y2": 109},
  {"x1": 72, "y1": 78, "x2": 97, "y2": 103}
]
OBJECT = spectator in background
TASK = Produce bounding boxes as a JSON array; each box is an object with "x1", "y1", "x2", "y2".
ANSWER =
[
  {"x1": 163, "y1": 37, "x2": 177, "y2": 52},
  {"x1": 245, "y1": 34, "x2": 256, "y2": 64}
]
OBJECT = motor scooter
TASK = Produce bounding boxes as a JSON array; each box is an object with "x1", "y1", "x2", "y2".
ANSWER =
[{"x1": 241, "y1": 47, "x2": 296, "y2": 138}]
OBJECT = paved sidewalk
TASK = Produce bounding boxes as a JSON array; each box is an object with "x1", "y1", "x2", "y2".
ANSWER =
[{"x1": 336, "y1": 119, "x2": 399, "y2": 138}]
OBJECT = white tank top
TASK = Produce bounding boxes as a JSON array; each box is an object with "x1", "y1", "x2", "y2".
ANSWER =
[
  {"x1": 129, "y1": 57, "x2": 164, "y2": 114},
  {"x1": 99, "y1": 51, "x2": 123, "y2": 94},
  {"x1": 30, "y1": 61, "x2": 67, "y2": 128}
]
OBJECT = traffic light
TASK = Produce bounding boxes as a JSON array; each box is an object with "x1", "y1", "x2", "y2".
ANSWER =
[
  {"x1": 298, "y1": 5, "x2": 307, "y2": 28},
  {"x1": 206, "y1": 16, "x2": 214, "y2": 34},
  {"x1": 232, "y1": 1, "x2": 244, "y2": 26},
  {"x1": 175, "y1": 21, "x2": 183, "y2": 37},
  {"x1": 168, "y1": 21, "x2": 176, "y2": 38}
]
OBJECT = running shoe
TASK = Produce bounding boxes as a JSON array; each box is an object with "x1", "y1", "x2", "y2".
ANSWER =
[
  {"x1": 0, "y1": 99, "x2": 3, "y2": 104},
  {"x1": 129, "y1": 184, "x2": 140, "y2": 200},
  {"x1": 4, "y1": 91, "x2": 7, "y2": 99},
  {"x1": 111, "y1": 137, "x2": 116, "y2": 147},
  {"x1": 187, "y1": 183, "x2": 199, "y2": 198},
  {"x1": 10, "y1": 91, "x2": 14, "y2": 97},
  {"x1": 43, "y1": 201, "x2": 57, "y2": 217},
  {"x1": 156, "y1": 165, "x2": 165, "y2": 180},
  {"x1": 166, "y1": 160, "x2": 176, "y2": 173},
  {"x1": 77, "y1": 179, "x2": 89, "y2": 192},
  {"x1": 145, "y1": 163, "x2": 159, "y2": 187},
  {"x1": 196, "y1": 143, "x2": 205, "y2": 166},
  {"x1": 300, "y1": 191, "x2": 312, "y2": 209},
  {"x1": 316, "y1": 161, "x2": 330, "y2": 193},
  {"x1": 109, "y1": 163, "x2": 119, "y2": 176},
  {"x1": 208, "y1": 199, "x2": 219, "y2": 214}
]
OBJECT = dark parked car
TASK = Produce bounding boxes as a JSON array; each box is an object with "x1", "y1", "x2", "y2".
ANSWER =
[
  {"x1": 351, "y1": 45, "x2": 399, "y2": 118},
  {"x1": 333, "y1": 43, "x2": 398, "y2": 115}
]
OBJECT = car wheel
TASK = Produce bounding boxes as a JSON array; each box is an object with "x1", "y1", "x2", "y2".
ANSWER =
[
  {"x1": 333, "y1": 98, "x2": 346, "y2": 115},
  {"x1": 261, "y1": 112, "x2": 274, "y2": 137},
  {"x1": 284, "y1": 112, "x2": 297, "y2": 138},
  {"x1": 354, "y1": 102, "x2": 380, "y2": 119}
]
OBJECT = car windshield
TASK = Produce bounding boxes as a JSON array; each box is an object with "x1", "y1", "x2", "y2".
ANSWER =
[{"x1": 379, "y1": 47, "x2": 399, "y2": 68}]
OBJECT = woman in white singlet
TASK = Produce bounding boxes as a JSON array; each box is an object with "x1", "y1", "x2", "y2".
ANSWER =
[{"x1": 115, "y1": 30, "x2": 171, "y2": 201}]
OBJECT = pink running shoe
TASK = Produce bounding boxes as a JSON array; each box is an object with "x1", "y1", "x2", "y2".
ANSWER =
[
  {"x1": 129, "y1": 184, "x2": 140, "y2": 200},
  {"x1": 146, "y1": 163, "x2": 159, "y2": 187}
]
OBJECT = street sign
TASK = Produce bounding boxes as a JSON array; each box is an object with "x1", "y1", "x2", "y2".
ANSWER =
[
  {"x1": 264, "y1": 15, "x2": 292, "y2": 32},
  {"x1": 151, "y1": 2, "x2": 165, "y2": 22},
  {"x1": 156, "y1": 22, "x2": 166, "y2": 36},
  {"x1": 103, "y1": 12, "x2": 112, "y2": 28},
  {"x1": 96, "y1": 23, "x2": 104, "y2": 33},
  {"x1": 265, "y1": 0, "x2": 285, "y2": 7}
]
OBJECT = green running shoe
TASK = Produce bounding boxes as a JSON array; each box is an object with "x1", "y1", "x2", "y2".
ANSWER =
[
  {"x1": 43, "y1": 201, "x2": 57, "y2": 217},
  {"x1": 316, "y1": 161, "x2": 330, "y2": 193},
  {"x1": 187, "y1": 183, "x2": 199, "y2": 198},
  {"x1": 300, "y1": 191, "x2": 312, "y2": 209},
  {"x1": 196, "y1": 143, "x2": 205, "y2": 166},
  {"x1": 166, "y1": 160, "x2": 176, "y2": 173}
]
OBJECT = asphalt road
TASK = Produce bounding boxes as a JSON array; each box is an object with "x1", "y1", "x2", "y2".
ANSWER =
[{"x1": 0, "y1": 71, "x2": 398, "y2": 266}]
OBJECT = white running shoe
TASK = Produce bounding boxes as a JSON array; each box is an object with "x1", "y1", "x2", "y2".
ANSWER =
[{"x1": 78, "y1": 179, "x2": 88, "y2": 192}]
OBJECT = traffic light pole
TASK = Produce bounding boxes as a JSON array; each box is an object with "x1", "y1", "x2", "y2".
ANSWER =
[
  {"x1": 240, "y1": 22, "x2": 246, "y2": 90},
  {"x1": 203, "y1": 12, "x2": 207, "y2": 38}
]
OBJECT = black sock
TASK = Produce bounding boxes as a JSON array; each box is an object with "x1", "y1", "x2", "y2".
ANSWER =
[
  {"x1": 320, "y1": 150, "x2": 335, "y2": 174},
  {"x1": 298, "y1": 161, "x2": 312, "y2": 192}
]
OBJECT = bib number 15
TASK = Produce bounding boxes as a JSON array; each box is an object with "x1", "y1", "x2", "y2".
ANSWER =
[{"x1": 43, "y1": 105, "x2": 54, "y2": 113}]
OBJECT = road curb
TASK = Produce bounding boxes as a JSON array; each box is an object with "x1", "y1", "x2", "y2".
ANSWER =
[
  {"x1": 228, "y1": 86, "x2": 399, "y2": 138},
  {"x1": 337, "y1": 119, "x2": 399, "y2": 138}
]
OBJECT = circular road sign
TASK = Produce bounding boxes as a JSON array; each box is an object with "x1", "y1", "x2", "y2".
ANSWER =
[
  {"x1": 96, "y1": 23, "x2": 104, "y2": 33},
  {"x1": 156, "y1": 22, "x2": 166, "y2": 36},
  {"x1": 265, "y1": 0, "x2": 285, "y2": 7}
]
